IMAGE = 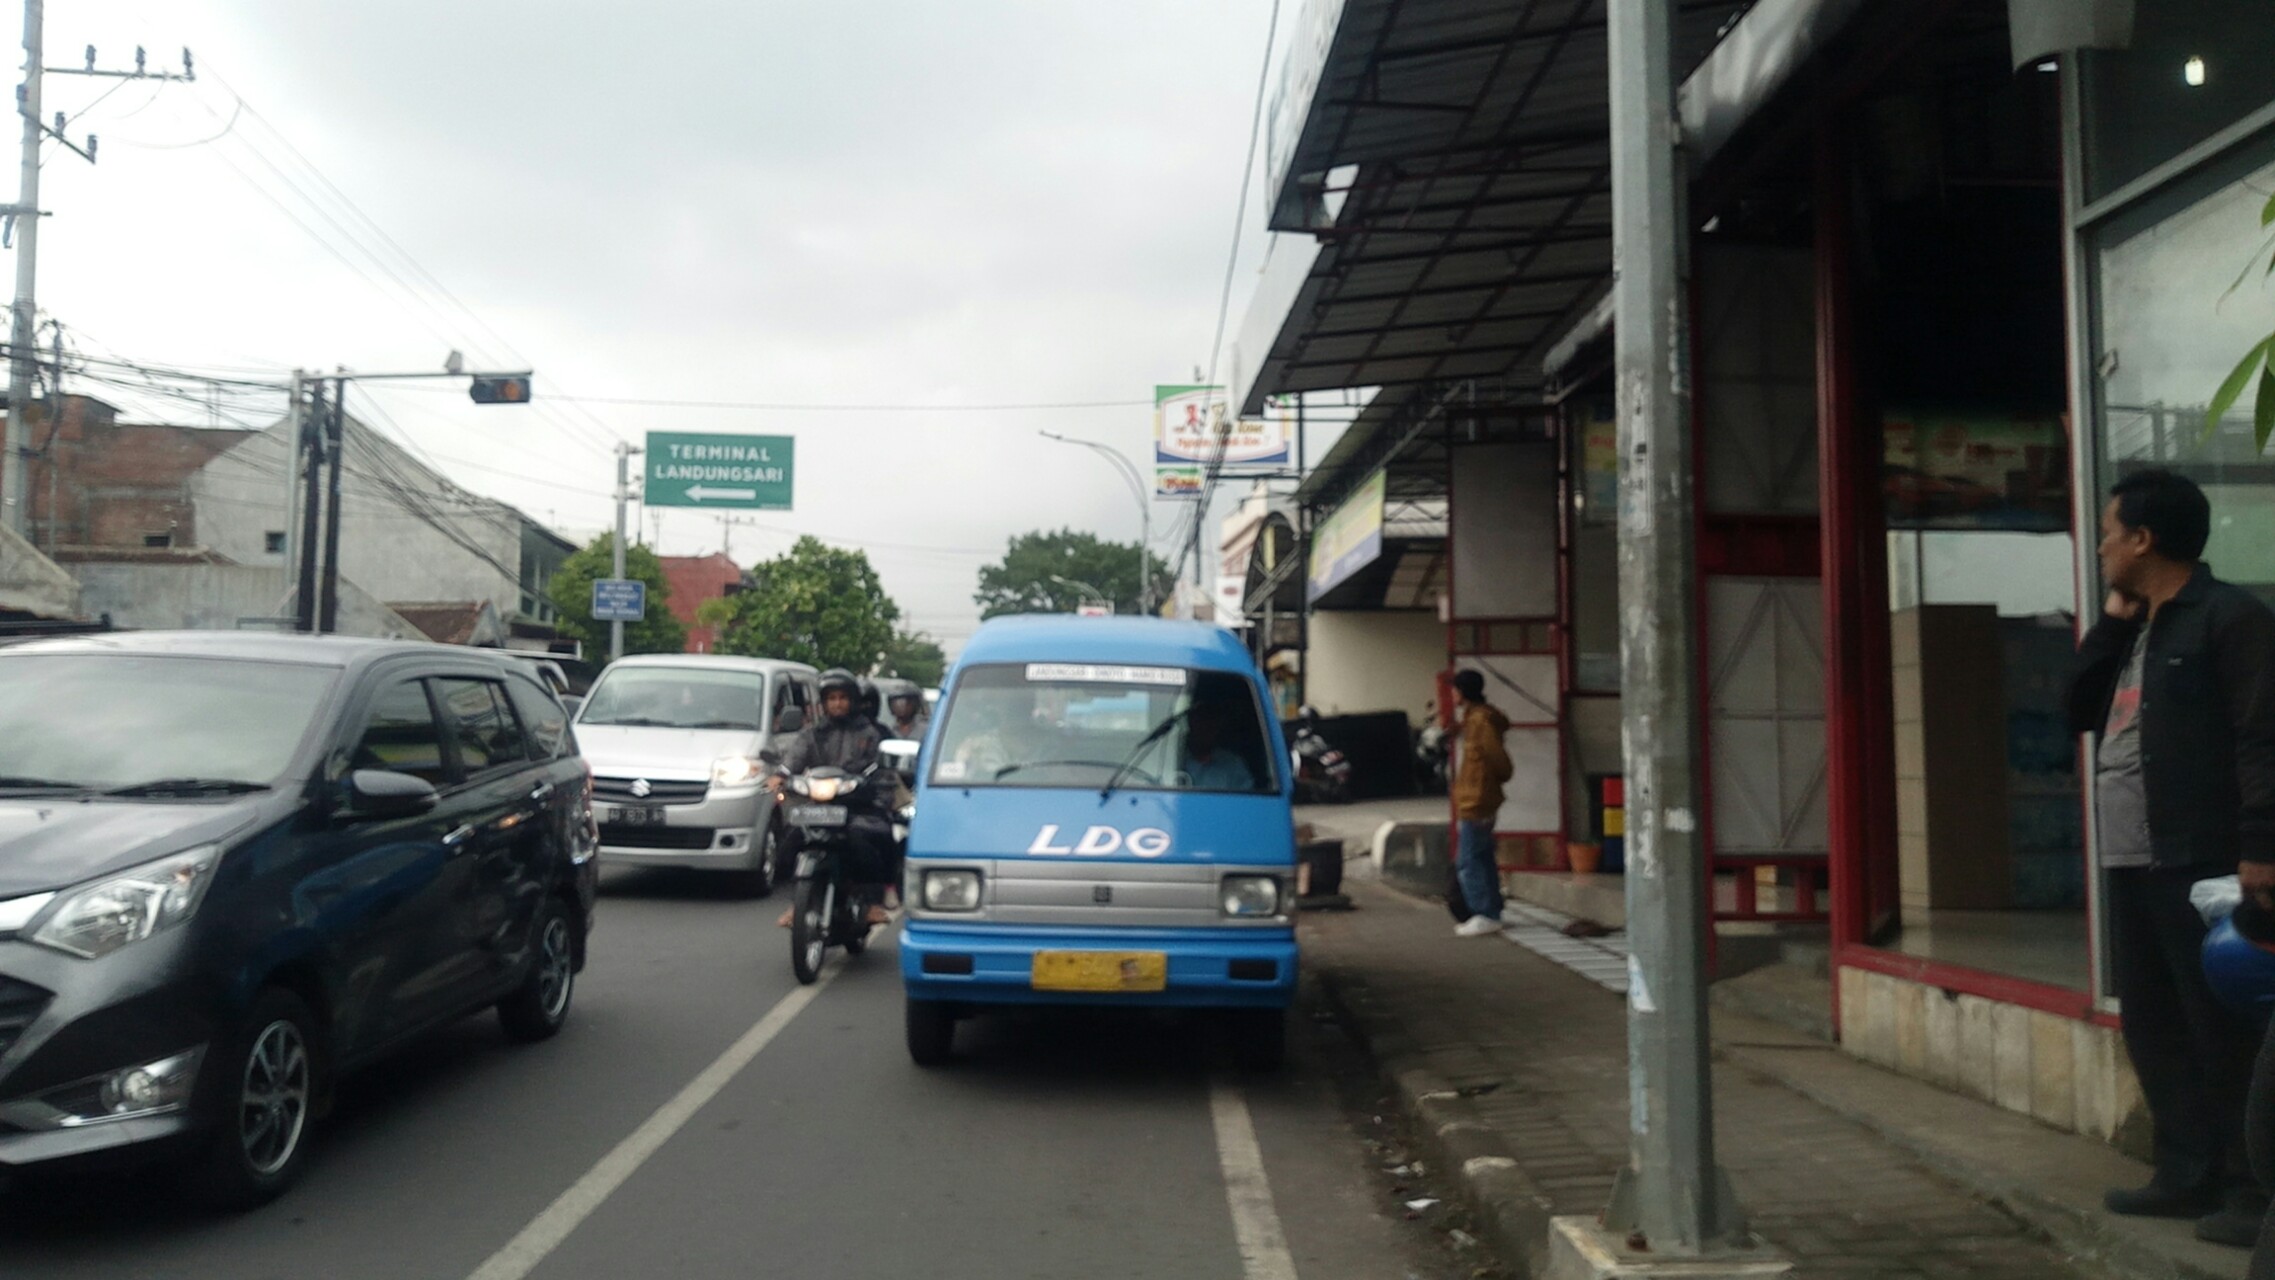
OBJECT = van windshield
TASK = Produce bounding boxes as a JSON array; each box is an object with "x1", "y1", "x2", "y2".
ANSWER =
[
  {"x1": 580, "y1": 667, "x2": 769, "y2": 730},
  {"x1": 929, "y1": 663, "x2": 1277, "y2": 794}
]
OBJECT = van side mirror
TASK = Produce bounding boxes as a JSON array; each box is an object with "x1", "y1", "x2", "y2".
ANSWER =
[
  {"x1": 774, "y1": 706, "x2": 806, "y2": 735},
  {"x1": 880, "y1": 738, "x2": 920, "y2": 778},
  {"x1": 342, "y1": 769, "x2": 440, "y2": 821}
]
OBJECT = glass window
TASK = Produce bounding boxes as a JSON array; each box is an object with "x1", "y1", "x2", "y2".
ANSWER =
[
  {"x1": 0, "y1": 655, "x2": 336, "y2": 792},
  {"x1": 929, "y1": 664, "x2": 1277, "y2": 794},
  {"x1": 579, "y1": 666, "x2": 770, "y2": 730},
  {"x1": 437, "y1": 678, "x2": 529, "y2": 776},
  {"x1": 2093, "y1": 145, "x2": 2275, "y2": 602},
  {"x1": 350, "y1": 679, "x2": 449, "y2": 786},
  {"x1": 2079, "y1": 3, "x2": 2275, "y2": 203},
  {"x1": 502, "y1": 676, "x2": 571, "y2": 761}
]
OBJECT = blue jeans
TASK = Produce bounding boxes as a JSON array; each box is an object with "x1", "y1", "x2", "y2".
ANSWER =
[{"x1": 1456, "y1": 820, "x2": 1503, "y2": 921}]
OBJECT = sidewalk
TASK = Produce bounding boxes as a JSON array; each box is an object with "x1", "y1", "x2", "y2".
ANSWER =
[{"x1": 1300, "y1": 872, "x2": 2256, "y2": 1280}]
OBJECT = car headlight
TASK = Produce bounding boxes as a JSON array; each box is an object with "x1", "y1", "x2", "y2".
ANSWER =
[
  {"x1": 921, "y1": 869, "x2": 982, "y2": 912},
  {"x1": 28, "y1": 847, "x2": 221, "y2": 960},
  {"x1": 1221, "y1": 875, "x2": 1282, "y2": 918},
  {"x1": 712, "y1": 755, "x2": 765, "y2": 788}
]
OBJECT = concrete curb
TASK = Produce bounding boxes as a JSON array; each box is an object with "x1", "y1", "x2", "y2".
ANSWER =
[{"x1": 1316, "y1": 967, "x2": 1560, "y2": 1279}]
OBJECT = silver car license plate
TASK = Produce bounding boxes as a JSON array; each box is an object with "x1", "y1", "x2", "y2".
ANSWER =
[
  {"x1": 786, "y1": 803, "x2": 848, "y2": 827},
  {"x1": 608, "y1": 804, "x2": 665, "y2": 826}
]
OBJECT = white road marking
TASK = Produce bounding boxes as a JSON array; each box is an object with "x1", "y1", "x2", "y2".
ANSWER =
[
  {"x1": 1209, "y1": 1081, "x2": 1300, "y2": 1280},
  {"x1": 466, "y1": 967, "x2": 837, "y2": 1280}
]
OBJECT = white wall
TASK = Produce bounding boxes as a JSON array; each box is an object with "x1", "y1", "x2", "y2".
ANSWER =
[
  {"x1": 193, "y1": 418, "x2": 530, "y2": 616},
  {"x1": 1450, "y1": 442, "x2": 1557, "y2": 619},
  {"x1": 75, "y1": 561, "x2": 422, "y2": 640},
  {"x1": 1305, "y1": 610, "x2": 1443, "y2": 717}
]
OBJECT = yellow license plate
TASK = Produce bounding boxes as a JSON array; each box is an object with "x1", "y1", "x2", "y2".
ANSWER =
[{"x1": 1031, "y1": 951, "x2": 1168, "y2": 993}]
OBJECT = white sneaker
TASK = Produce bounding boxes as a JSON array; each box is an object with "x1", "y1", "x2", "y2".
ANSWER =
[{"x1": 1453, "y1": 915, "x2": 1504, "y2": 938}]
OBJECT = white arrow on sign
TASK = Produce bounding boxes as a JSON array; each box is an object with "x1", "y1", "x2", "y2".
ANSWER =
[{"x1": 683, "y1": 485, "x2": 759, "y2": 502}]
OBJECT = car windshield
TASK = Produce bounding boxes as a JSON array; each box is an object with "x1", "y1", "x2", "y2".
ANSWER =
[
  {"x1": 929, "y1": 663, "x2": 1276, "y2": 793},
  {"x1": 579, "y1": 667, "x2": 769, "y2": 730},
  {"x1": 0, "y1": 654, "x2": 337, "y2": 792}
]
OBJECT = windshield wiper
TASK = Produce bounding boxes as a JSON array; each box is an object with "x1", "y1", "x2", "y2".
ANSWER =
[
  {"x1": 584, "y1": 716, "x2": 672, "y2": 727},
  {"x1": 104, "y1": 778, "x2": 270, "y2": 798},
  {"x1": 685, "y1": 720, "x2": 759, "y2": 730},
  {"x1": 0, "y1": 775, "x2": 93, "y2": 793},
  {"x1": 994, "y1": 759, "x2": 1128, "y2": 781},
  {"x1": 1099, "y1": 709, "x2": 1188, "y2": 799}
]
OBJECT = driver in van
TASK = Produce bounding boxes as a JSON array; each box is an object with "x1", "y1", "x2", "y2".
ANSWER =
[
  {"x1": 771, "y1": 668, "x2": 894, "y2": 929},
  {"x1": 1177, "y1": 698, "x2": 1255, "y2": 792}
]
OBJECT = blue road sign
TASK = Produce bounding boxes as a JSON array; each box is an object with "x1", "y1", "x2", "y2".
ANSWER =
[{"x1": 591, "y1": 578, "x2": 646, "y2": 623}]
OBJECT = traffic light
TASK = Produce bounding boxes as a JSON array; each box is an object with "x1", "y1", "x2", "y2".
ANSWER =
[{"x1": 469, "y1": 375, "x2": 532, "y2": 405}]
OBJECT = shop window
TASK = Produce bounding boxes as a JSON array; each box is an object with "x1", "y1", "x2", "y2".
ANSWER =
[{"x1": 2079, "y1": 3, "x2": 2275, "y2": 203}]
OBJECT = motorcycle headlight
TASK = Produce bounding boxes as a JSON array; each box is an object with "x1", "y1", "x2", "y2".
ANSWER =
[
  {"x1": 1221, "y1": 875, "x2": 1282, "y2": 918},
  {"x1": 29, "y1": 847, "x2": 221, "y2": 960},
  {"x1": 807, "y1": 777, "x2": 841, "y2": 802},
  {"x1": 922, "y1": 869, "x2": 982, "y2": 912},
  {"x1": 712, "y1": 755, "x2": 765, "y2": 788}
]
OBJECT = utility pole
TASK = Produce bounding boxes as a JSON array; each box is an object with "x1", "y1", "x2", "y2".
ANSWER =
[
  {"x1": 295, "y1": 381, "x2": 327, "y2": 632},
  {"x1": 1039, "y1": 431, "x2": 1152, "y2": 614},
  {"x1": 1578, "y1": 1, "x2": 1775, "y2": 1272},
  {"x1": 317, "y1": 375, "x2": 346, "y2": 633},
  {"x1": 2, "y1": 18, "x2": 192, "y2": 536},
  {"x1": 611, "y1": 440, "x2": 640, "y2": 660}
]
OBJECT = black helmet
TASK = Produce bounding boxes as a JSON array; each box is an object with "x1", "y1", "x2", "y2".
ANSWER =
[{"x1": 856, "y1": 676, "x2": 881, "y2": 721}]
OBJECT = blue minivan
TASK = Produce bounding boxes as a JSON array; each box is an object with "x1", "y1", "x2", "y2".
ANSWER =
[{"x1": 898, "y1": 617, "x2": 1297, "y2": 1068}]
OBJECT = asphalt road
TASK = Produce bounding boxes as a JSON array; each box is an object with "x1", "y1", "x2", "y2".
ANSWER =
[{"x1": 1, "y1": 867, "x2": 1471, "y2": 1280}]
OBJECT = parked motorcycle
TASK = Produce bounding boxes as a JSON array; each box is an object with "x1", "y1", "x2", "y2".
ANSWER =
[
  {"x1": 1289, "y1": 708, "x2": 1353, "y2": 805},
  {"x1": 777, "y1": 761, "x2": 892, "y2": 984},
  {"x1": 1413, "y1": 702, "x2": 1450, "y2": 796}
]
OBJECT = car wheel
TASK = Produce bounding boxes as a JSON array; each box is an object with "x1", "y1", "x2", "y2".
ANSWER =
[
  {"x1": 906, "y1": 997, "x2": 954, "y2": 1066},
  {"x1": 731, "y1": 823, "x2": 779, "y2": 899},
  {"x1": 1229, "y1": 1008, "x2": 1285, "y2": 1073},
  {"x1": 189, "y1": 988, "x2": 321, "y2": 1210},
  {"x1": 498, "y1": 898, "x2": 577, "y2": 1043}
]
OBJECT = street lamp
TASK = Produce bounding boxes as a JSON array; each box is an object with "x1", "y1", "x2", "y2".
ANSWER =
[
  {"x1": 1047, "y1": 573, "x2": 1111, "y2": 613},
  {"x1": 1039, "y1": 431, "x2": 1153, "y2": 614}
]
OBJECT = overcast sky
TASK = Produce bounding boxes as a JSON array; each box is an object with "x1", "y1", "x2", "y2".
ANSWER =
[{"x1": 16, "y1": 0, "x2": 1313, "y2": 650}]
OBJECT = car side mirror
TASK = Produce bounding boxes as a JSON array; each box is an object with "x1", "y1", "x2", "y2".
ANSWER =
[
  {"x1": 342, "y1": 769, "x2": 440, "y2": 821},
  {"x1": 561, "y1": 696, "x2": 583, "y2": 719},
  {"x1": 774, "y1": 706, "x2": 806, "y2": 735},
  {"x1": 758, "y1": 746, "x2": 783, "y2": 768}
]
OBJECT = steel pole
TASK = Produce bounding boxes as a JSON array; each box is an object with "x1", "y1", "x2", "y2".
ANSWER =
[
  {"x1": 1040, "y1": 432, "x2": 1153, "y2": 614},
  {"x1": 2, "y1": 0, "x2": 43, "y2": 537},
  {"x1": 1602, "y1": 0, "x2": 1737, "y2": 1255},
  {"x1": 611, "y1": 442, "x2": 631, "y2": 661}
]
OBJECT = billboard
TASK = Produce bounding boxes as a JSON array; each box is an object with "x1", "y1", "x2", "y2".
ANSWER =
[
  {"x1": 1153, "y1": 385, "x2": 1291, "y2": 497},
  {"x1": 1882, "y1": 409, "x2": 2068, "y2": 532},
  {"x1": 1308, "y1": 469, "x2": 1386, "y2": 602}
]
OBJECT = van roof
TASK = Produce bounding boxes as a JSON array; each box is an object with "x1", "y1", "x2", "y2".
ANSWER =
[{"x1": 954, "y1": 615, "x2": 1258, "y2": 675}]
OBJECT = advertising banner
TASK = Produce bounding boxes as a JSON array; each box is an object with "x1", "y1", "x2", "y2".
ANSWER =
[
  {"x1": 1153, "y1": 385, "x2": 1291, "y2": 496},
  {"x1": 1882, "y1": 409, "x2": 2068, "y2": 532},
  {"x1": 1308, "y1": 469, "x2": 1386, "y2": 602}
]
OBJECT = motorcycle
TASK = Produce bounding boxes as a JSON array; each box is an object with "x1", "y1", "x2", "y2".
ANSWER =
[
  {"x1": 1413, "y1": 702, "x2": 1450, "y2": 796},
  {"x1": 777, "y1": 760, "x2": 892, "y2": 985},
  {"x1": 1288, "y1": 708, "x2": 1352, "y2": 805}
]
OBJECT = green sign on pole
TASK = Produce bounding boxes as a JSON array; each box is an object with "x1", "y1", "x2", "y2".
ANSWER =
[{"x1": 643, "y1": 432, "x2": 794, "y2": 509}]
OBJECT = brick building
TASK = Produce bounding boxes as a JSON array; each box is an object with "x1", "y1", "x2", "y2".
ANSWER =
[
  {"x1": 658, "y1": 552, "x2": 749, "y2": 653},
  {"x1": 21, "y1": 394, "x2": 253, "y2": 552}
]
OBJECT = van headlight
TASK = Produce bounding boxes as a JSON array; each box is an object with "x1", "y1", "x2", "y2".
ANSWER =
[
  {"x1": 921, "y1": 869, "x2": 982, "y2": 912},
  {"x1": 712, "y1": 755, "x2": 765, "y2": 788},
  {"x1": 1221, "y1": 875, "x2": 1282, "y2": 918},
  {"x1": 29, "y1": 847, "x2": 221, "y2": 959}
]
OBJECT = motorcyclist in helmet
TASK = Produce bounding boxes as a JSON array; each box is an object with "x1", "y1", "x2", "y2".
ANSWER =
[
  {"x1": 856, "y1": 676, "x2": 888, "y2": 737},
  {"x1": 772, "y1": 669, "x2": 893, "y2": 928}
]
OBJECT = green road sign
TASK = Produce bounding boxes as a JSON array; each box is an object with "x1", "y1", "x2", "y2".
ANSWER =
[{"x1": 644, "y1": 432, "x2": 794, "y2": 509}]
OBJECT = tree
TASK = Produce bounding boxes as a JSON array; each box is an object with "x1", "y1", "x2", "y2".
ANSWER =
[
  {"x1": 2207, "y1": 189, "x2": 2275, "y2": 448},
  {"x1": 546, "y1": 533, "x2": 686, "y2": 659},
  {"x1": 879, "y1": 629, "x2": 947, "y2": 686},
  {"x1": 975, "y1": 528, "x2": 1173, "y2": 619},
  {"x1": 713, "y1": 536, "x2": 900, "y2": 671}
]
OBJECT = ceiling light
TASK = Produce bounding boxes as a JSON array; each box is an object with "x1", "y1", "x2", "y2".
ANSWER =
[{"x1": 2185, "y1": 56, "x2": 2207, "y2": 86}]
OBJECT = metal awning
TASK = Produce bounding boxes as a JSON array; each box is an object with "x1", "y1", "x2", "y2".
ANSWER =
[{"x1": 1234, "y1": 0, "x2": 1750, "y2": 418}]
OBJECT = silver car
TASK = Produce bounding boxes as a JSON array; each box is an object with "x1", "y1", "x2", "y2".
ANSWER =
[{"x1": 573, "y1": 655, "x2": 818, "y2": 893}]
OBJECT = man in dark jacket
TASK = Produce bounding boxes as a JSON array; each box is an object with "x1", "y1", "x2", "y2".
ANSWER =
[{"x1": 2068, "y1": 468, "x2": 2275, "y2": 1245}]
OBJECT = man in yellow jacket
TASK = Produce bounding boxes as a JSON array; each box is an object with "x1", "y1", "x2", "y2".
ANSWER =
[{"x1": 1450, "y1": 669, "x2": 1513, "y2": 937}]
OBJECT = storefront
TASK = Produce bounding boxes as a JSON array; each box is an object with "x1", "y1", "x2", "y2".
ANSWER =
[{"x1": 1231, "y1": 0, "x2": 2274, "y2": 1148}]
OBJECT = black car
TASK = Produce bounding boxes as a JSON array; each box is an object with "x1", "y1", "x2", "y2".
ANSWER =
[{"x1": 0, "y1": 632, "x2": 599, "y2": 1207}]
